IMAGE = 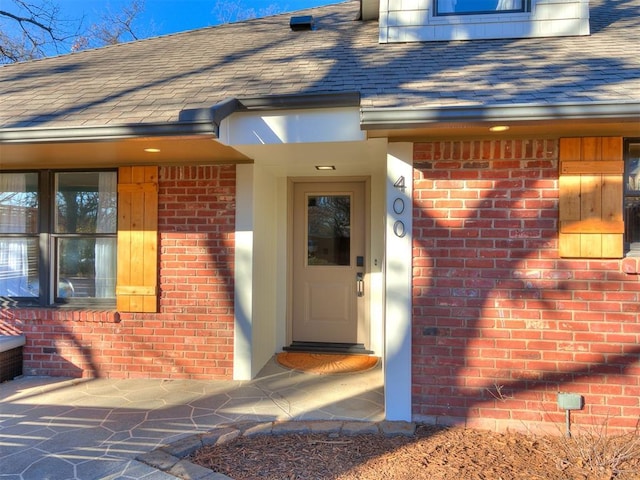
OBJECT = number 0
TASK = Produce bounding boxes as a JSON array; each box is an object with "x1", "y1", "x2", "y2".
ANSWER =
[
  {"x1": 393, "y1": 198, "x2": 405, "y2": 214},
  {"x1": 393, "y1": 220, "x2": 406, "y2": 238}
]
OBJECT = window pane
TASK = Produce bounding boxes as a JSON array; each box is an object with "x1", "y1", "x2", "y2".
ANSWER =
[
  {"x1": 307, "y1": 195, "x2": 351, "y2": 266},
  {"x1": 0, "y1": 238, "x2": 39, "y2": 297},
  {"x1": 436, "y1": 0, "x2": 524, "y2": 14},
  {"x1": 625, "y1": 197, "x2": 640, "y2": 244},
  {"x1": 55, "y1": 172, "x2": 117, "y2": 234},
  {"x1": 57, "y1": 237, "x2": 116, "y2": 298},
  {"x1": 0, "y1": 172, "x2": 38, "y2": 234},
  {"x1": 625, "y1": 142, "x2": 640, "y2": 250},
  {"x1": 625, "y1": 143, "x2": 640, "y2": 193}
]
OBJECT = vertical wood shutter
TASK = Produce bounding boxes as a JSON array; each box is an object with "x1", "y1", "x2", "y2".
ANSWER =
[
  {"x1": 116, "y1": 166, "x2": 159, "y2": 312},
  {"x1": 558, "y1": 137, "x2": 624, "y2": 258}
]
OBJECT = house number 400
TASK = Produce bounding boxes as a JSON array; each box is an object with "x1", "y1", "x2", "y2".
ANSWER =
[{"x1": 393, "y1": 176, "x2": 406, "y2": 238}]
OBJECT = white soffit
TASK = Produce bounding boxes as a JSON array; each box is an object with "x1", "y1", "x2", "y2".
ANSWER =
[{"x1": 219, "y1": 107, "x2": 365, "y2": 146}]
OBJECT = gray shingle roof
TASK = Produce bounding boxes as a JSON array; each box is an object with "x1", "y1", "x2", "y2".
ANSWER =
[{"x1": 0, "y1": 0, "x2": 639, "y2": 131}]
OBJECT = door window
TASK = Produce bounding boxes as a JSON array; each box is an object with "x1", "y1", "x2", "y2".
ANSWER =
[{"x1": 307, "y1": 195, "x2": 351, "y2": 266}]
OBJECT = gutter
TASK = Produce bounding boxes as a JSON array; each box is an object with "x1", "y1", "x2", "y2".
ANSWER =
[
  {"x1": 360, "y1": 101, "x2": 640, "y2": 130},
  {"x1": 0, "y1": 121, "x2": 217, "y2": 144}
]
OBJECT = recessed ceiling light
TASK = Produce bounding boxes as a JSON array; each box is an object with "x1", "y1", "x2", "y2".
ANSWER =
[
  {"x1": 489, "y1": 125, "x2": 510, "y2": 132},
  {"x1": 315, "y1": 165, "x2": 336, "y2": 170},
  {"x1": 144, "y1": 148, "x2": 161, "y2": 153}
]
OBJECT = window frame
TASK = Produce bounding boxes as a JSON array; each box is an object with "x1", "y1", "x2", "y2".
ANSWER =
[
  {"x1": 624, "y1": 138, "x2": 640, "y2": 255},
  {"x1": 0, "y1": 169, "x2": 118, "y2": 308},
  {"x1": 433, "y1": 0, "x2": 530, "y2": 16}
]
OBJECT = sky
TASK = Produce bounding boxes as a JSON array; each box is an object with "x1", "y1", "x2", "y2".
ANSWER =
[{"x1": 60, "y1": 0, "x2": 334, "y2": 36}]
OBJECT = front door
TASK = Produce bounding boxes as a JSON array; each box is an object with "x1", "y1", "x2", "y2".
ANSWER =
[{"x1": 292, "y1": 181, "x2": 368, "y2": 346}]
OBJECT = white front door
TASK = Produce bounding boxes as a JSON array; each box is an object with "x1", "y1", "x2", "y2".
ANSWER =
[{"x1": 291, "y1": 181, "x2": 368, "y2": 346}]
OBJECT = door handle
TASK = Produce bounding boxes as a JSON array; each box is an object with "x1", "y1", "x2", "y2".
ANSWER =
[{"x1": 356, "y1": 272, "x2": 364, "y2": 297}]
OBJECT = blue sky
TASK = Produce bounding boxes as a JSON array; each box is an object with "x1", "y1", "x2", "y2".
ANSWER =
[{"x1": 61, "y1": 0, "x2": 334, "y2": 36}]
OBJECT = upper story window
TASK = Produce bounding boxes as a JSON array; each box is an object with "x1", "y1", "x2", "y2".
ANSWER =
[
  {"x1": 624, "y1": 139, "x2": 640, "y2": 255},
  {"x1": 0, "y1": 170, "x2": 117, "y2": 306},
  {"x1": 434, "y1": 0, "x2": 529, "y2": 16}
]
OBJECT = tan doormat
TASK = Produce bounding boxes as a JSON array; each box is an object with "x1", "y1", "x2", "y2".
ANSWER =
[{"x1": 276, "y1": 352, "x2": 379, "y2": 375}]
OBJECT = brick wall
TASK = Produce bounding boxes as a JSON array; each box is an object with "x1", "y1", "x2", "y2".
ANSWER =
[
  {"x1": 4, "y1": 165, "x2": 236, "y2": 380},
  {"x1": 412, "y1": 139, "x2": 640, "y2": 433}
]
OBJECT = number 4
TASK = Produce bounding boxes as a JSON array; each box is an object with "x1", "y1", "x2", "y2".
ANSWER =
[{"x1": 394, "y1": 176, "x2": 406, "y2": 192}]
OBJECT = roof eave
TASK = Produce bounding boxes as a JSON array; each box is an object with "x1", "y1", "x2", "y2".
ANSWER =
[
  {"x1": 2, "y1": 98, "x2": 637, "y2": 144},
  {"x1": 360, "y1": 101, "x2": 640, "y2": 130},
  {"x1": 0, "y1": 92, "x2": 363, "y2": 144}
]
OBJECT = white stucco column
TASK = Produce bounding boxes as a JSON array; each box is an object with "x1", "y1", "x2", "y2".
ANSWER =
[
  {"x1": 384, "y1": 143, "x2": 413, "y2": 421},
  {"x1": 234, "y1": 164, "x2": 254, "y2": 380}
]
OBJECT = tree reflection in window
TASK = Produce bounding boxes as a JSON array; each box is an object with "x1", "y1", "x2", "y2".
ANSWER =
[
  {"x1": 435, "y1": 0, "x2": 525, "y2": 15},
  {"x1": 55, "y1": 172, "x2": 117, "y2": 298},
  {"x1": 625, "y1": 142, "x2": 640, "y2": 250},
  {"x1": 307, "y1": 195, "x2": 351, "y2": 266}
]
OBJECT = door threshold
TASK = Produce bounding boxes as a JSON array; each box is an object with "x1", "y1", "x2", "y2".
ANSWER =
[{"x1": 283, "y1": 341, "x2": 374, "y2": 355}]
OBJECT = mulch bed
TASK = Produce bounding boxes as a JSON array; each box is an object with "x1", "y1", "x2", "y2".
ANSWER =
[{"x1": 189, "y1": 424, "x2": 640, "y2": 479}]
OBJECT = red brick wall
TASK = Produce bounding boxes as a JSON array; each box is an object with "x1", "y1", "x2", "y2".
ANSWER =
[
  {"x1": 4, "y1": 165, "x2": 236, "y2": 380},
  {"x1": 412, "y1": 139, "x2": 640, "y2": 433}
]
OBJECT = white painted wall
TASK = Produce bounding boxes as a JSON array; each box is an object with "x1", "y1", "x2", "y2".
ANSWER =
[
  {"x1": 379, "y1": 0, "x2": 590, "y2": 43},
  {"x1": 234, "y1": 163, "x2": 281, "y2": 379},
  {"x1": 220, "y1": 108, "x2": 365, "y2": 146},
  {"x1": 384, "y1": 142, "x2": 413, "y2": 421},
  {"x1": 234, "y1": 164, "x2": 254, "y2": 380},
  {"x1": 251, "y1": 164, "x2": 279, "y2": 375}
]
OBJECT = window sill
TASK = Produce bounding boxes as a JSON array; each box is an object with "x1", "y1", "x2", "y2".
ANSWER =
[
  {"x1": 5, "y1": 307, "x2": 121, "y2": 324},
  {"x1": 429, "y1": 13, "x2": 530, "y2": 25}
]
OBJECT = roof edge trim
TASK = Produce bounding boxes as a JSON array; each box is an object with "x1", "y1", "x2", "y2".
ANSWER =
[
  {"x1": 0, "y1": 121, "x2": 216, "y2": 144},
  {"x1": 360, "y1": 101, "x2": 640, "y2": 129},
  {"x1": 237, "y1": 92, "x2": 361, "y2": 111}
]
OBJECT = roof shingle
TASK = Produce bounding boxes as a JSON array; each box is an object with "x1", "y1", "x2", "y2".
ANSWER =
[{"x1": 0, "y1": 0, "x2": 638, "y2": 130}]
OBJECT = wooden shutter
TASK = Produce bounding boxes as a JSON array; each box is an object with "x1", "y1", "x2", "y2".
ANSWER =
[
  {"x1": 559, "y1": 137, "x2": 624, "y2": 258},
  {"x1": 116, "y1": 166, "x2": 159, "y2": 312}
]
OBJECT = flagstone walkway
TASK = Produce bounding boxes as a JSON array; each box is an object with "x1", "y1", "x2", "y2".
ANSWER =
[{"x1": 0, "y1": 357, "x2": 383, "y2": 479}]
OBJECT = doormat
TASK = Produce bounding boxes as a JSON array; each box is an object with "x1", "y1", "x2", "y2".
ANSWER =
[{"x1": 276, "y1": 352, "x2": 379, "y2": 375}]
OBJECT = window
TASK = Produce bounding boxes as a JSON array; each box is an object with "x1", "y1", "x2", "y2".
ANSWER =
[
  {"x1": 0, "y1": 170, "x2": 117, "y2": 306},
  {"x1": 624, "y1": 139, "x2": 640, "y2": 255},
  {"x1": 434, "y1": 0, "x2": 528, "y2": 15},
  {"x1": 307, "y1": 195, "x2": 351, "y2": 266}
]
